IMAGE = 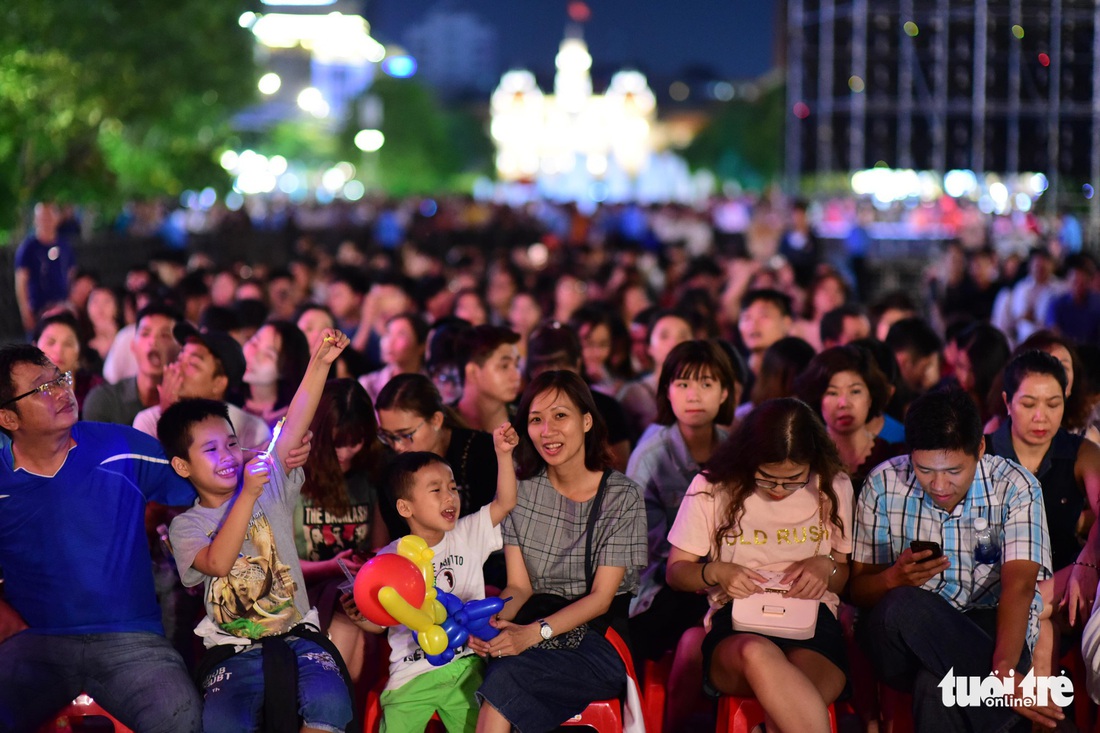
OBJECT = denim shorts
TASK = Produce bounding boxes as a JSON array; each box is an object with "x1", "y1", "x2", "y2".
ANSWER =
[
  {"x1": 201, "y1": 636, "x2": 352, "y2": 733},
  {"x1": 476, "y1": 629, "x2": 625, "y2": 733}
]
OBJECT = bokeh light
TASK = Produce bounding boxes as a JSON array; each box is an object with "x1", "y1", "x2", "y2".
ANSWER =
[
  {"x1": 258, "y1": 73, "x2": 282, "y2": 95},
  {"x1": 354, "y1": 129, "x2": 385, "y2": 152}
]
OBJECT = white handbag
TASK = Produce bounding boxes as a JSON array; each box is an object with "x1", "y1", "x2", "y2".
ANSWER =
[
  {"x1": 730, "y1": 494, "x2": 826, "y2": 641},
  {"x1": 730, "y1": 571, "x2": 819, "y2": 639}
]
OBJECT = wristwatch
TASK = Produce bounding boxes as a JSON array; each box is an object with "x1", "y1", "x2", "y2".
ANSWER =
[{"x1": 537, "y1": 618, "x2": 553, "y2": 640}]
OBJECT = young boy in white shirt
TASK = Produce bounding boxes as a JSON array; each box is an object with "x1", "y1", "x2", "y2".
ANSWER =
[{"x1": 344, "y1": 423, "x2": 518, "y2": 733}]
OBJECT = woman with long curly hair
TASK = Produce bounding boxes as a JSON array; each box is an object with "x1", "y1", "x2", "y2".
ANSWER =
[
  {"x1": 667, "y1": 398, "x2": 853, "y2": 733},
  {"x1": 296, "y1": 378, "x2": 389, "y2": 684}
]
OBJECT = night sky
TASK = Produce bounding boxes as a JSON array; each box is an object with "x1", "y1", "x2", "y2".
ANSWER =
[{"x1": 366, "y1": 0, "x2": 778, "y2": 83}]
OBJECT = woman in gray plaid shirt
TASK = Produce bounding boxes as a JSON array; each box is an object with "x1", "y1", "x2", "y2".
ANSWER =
[{"x1": 467, "y1": 370, "x2": 648, "y2": 732}]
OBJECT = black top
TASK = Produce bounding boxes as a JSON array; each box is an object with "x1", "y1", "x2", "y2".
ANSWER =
[
  {"x1": 591, "y1": 389, "x2": 631, "y2": 447},
  {"x1": 445, "y1": 427, "x2": 498, "y2": 517},
  {"x1": 851, "y1": 436, "x2": 905, "y2": 500},
  {"x1": 377, "y1": 427, "x2": 498, "y2": 539},
  {"x1": 987, "y1": 421, "x2": 1084, "y2": 572}
]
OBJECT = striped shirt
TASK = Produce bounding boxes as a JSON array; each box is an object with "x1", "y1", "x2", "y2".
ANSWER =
[{"x1": 853, "y1": 454, "x2": 1052, "y2": 648}]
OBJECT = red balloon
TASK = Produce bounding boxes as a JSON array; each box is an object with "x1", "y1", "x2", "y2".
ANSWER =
[{"x1": 353, "y1": 553, "x2": 426, "y2": 626}]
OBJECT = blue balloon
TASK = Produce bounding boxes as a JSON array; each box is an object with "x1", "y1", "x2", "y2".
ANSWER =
[
  {"x1": 423, "y1": 592, "x2": 511, "y2": 666},
  {"x1": 425, "y1": 649, "x2": 454, "y2": 666},
  {"x1": 437, "y1": 591, "x2": 464, "y2": 615}
]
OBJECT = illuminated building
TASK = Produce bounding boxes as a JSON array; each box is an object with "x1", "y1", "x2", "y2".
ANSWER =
[
  {"x1": 237, "y1": 0, "x2": 386, "y2": 129},
  {"x1": 490, "y1": 27, "x2": 659, "y2": 200}
]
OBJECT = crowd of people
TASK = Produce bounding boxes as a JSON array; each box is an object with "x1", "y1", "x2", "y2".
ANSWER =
[{"x1": 3, "y1": 192, "x2": 1100, "y2": 733}]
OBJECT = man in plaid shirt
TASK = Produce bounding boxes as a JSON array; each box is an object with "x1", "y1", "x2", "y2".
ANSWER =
[{"x1": 850, "y1": 388, "x2": 1061, "y2": 732}]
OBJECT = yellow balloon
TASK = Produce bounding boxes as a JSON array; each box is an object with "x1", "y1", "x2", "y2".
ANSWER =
[
  {"x1": 378, "y1": 586, "x2": 435, "y2": 631},
  {"x1": 417, "y1": 624, "x2": 450, "y2": 655},
  {"x1": 396, "y1": 535, "x2": 436, "y2": 587},
  {"x1": 429, "y1": 599, "x2": 447, "y2": 624}
]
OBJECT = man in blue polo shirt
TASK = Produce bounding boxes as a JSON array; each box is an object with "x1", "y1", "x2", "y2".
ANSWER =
[
  {"x1": 0, "y1": 344, "x2": 202, "y2": 731},
  {"x1": 14, "y1": 201, "x2": 75, "y2": 335},
  {"x1": 850, "y1": 388, "x2": 1059, "y2": 732}
]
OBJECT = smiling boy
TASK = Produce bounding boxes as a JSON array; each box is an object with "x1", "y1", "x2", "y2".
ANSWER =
[
  {"x1": 343, "y1": 423, "x2": 518, "y2": 733},
  {"x1": 160, "y1": 329, "x2": 354, "y2": 733}
]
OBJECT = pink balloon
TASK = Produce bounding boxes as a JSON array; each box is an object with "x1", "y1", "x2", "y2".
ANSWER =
[{"x1": 353, "y1": 553, "x2": 426, "y2": 626}]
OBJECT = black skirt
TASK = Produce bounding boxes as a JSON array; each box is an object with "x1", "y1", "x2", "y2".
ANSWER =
[{"x1": 701, "y1": 602, "x2": 850, "y2": 698}]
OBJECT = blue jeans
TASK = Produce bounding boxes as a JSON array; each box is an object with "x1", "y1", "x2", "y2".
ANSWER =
[
  {"x1": 0, "y1": 630, "x2": 201, "y2": 732},
  {"x1": 857, "y1": 586, "x2": 1030, "y2": 733},
  {"x1": 200, "y1": 636, "x2": 352, "y2": 733}
]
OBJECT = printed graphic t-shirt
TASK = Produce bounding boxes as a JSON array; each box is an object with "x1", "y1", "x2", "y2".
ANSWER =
[
  {"x1": 170, "y1": 454, "x2": 310, "y2": 645},
  {"x1": 295, "y1": 469, "x2": 379, "y2": 561},
  {"x1": 668, "y1": 472, "x2": 854, "y2": 628},
  {"x1": 382, "y1": 505, "x2": 502, "y2": 692}
]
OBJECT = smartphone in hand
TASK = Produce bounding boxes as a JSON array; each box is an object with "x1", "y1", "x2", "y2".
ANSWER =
[{"x1": 910, "y1": 540, "x2": 944, "y2": 560}]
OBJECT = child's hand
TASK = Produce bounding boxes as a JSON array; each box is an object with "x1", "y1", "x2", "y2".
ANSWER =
[
  {"x1": 340, "y1": 592, "x2": 384, "y2": 633},
  {"x1": 340, "y1": 592, "x2": 364, "y2": 622},
  {"x1": 494, "y1": 422, "x2": 519, "y2": 454},
  {"x1": 315, "y1": 329, "x2": 349, "y2": 365},
  {"x1": 242, "y1": 454, "x2": 270, "y2": 498}
]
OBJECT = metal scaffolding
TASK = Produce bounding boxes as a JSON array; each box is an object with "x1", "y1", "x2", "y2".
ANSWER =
[{"x1": 785, "y1": 0, "x2": 1100, "y2": 235}]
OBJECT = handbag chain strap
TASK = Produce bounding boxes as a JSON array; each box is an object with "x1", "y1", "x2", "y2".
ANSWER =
[{"x1": 813, "y1": 489, "x2": 826, "y2": 557}]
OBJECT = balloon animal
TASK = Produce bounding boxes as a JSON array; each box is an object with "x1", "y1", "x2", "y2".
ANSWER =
[{"x1": 353, "y1": 535, "x2": 509, "y2": 664}]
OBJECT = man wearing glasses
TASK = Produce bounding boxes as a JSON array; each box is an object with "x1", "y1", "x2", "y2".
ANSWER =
[
  {"x1": 0, "y1": 343, "x2": 203, "y2": 730},
  {"x1": 849, "y1": 388, "x2": 1059, "y2": 731}
]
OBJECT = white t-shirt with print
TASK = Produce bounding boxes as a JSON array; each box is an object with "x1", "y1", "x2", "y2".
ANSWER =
[
  {"x1": 383, "y1": 504, "x2": 503, "y2": 691},
  {"x1": 667, "y1": 472, "x2": 854, "y2": 629}
]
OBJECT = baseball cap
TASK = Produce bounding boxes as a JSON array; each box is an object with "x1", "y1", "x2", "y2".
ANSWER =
[{"x1": 173, "y1": 322, "x2": 247, "y2": 390}]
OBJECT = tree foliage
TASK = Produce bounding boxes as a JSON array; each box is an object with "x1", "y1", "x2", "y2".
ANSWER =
[
  {"x1": 681, "y1": 83, "x2": 786, "y2": 191},
  {"x1": 0, "y1": 1, "x2": 256, "y2": 241},
  {"x1": 345, "y1": 77, "x2": 492, "y2": 196}
]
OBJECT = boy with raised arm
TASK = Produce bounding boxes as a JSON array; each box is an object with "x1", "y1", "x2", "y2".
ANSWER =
[
  {"x1": 160, "y1": 329, "x2": 353, "y2": 733},
  {"x1": 343, "y1": 422, "x2": 519, "y2": 733}
]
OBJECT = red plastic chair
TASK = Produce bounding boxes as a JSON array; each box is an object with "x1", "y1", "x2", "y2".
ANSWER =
[
  {"x1": 716, "y1": 696, "x2": 837, "y2": 733},
  {"x1": 642, "y1": 652, "x2": 673, "y2": 733},
  {"x1": 1057, "y1": 646, "x2": 1094, "y2": 733},
  {"x1": 361, "y1": 637, "x2": 445, "y2": 733},
  {"x1": 40, "y1": 694, "x2": 134, "y2": 733},
  {"x1": 561, "y1": 627, "x2": 640, "y2": 733}
]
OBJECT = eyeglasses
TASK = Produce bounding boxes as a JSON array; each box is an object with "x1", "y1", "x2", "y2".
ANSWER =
[
  {"x1": 378, "y1": 420, "x2": 427, "y2": 448},
  {"x1": 1, "y1": 371, "x2": 74, "y2": 409},
  {"x1": 754, "y1": 476, "x2": 809, "y2": 492}
]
